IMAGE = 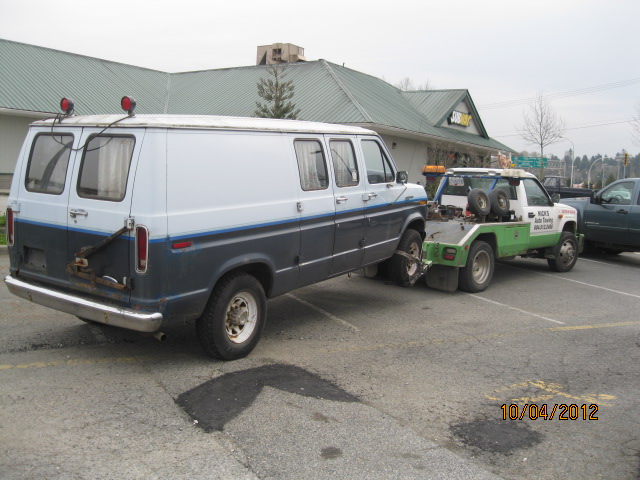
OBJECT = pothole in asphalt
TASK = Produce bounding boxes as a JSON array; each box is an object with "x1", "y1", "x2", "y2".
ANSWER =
[
  {"x1": 176, "y1": 363, "x2": 359, "y2": 432},
  {"x1": 451, "y1": 419, "x2": 543, "y2": 454}
]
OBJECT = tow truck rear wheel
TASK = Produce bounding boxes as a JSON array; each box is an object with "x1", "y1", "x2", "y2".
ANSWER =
[
  {"x1": 547, "y1": 231, "x2": 578, "y2": 272},
  {"x1": 196, "y1": 272, "x2": 266, "y2": 360},
  {"x1": 388, "y1": 229, "x2": 423, "y2": 286},
  {"x1": 458, "y1": 240, "x2": 494, "y2": 293}
]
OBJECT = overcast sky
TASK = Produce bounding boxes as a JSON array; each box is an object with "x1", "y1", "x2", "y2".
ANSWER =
[{"x1": 1, "y1": 0, "x2": 639, "y2": 159}]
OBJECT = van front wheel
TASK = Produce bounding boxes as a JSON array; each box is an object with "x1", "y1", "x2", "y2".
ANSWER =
[
  {"x1": 196, "y1": 272, "x2": 266, "y2": 360},
  {"x1": 388, "y1": 229, "x2": 423, "y2": 286}
]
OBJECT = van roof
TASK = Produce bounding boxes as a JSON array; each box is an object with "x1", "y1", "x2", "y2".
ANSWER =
[{"x1": 32, "y1": 114, "x2": 377, "y2": 135}]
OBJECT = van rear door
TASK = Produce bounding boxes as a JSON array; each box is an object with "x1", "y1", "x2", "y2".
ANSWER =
[
  {"x1": 65, "y1": 130, "x2": 143, "y2": 302},
  {"x1": 12, "y1": 129, "x2": 78, "y2": 288}
]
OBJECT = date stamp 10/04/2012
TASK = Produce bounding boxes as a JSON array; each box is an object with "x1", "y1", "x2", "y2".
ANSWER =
[{"x1": 501, "y1": 403, "x2": 599, "y2": 421}]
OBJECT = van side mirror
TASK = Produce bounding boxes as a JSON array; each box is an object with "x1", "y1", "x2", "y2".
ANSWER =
[
  {"x1": 396, "y1": 171, "x2": 408, "y2": 184},
  {"x1": 593, "y1": 194, "x2": 601, "y2": 205},
  {"x1": 551, "y1": 193, "x2": 560, "y2": 203}
]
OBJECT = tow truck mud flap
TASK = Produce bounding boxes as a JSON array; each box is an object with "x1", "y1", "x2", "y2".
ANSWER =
[{"x1": 425, "y1": 265, "x2": 459, "y2": 292}]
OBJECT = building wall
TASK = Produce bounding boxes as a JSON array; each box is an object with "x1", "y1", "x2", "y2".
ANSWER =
[
  {"x1": 380, "y1": 134, "x2": 429, "y2": 185},
  {"x1": 0, "y1": 113, "x2": 39, "y2": 175}
]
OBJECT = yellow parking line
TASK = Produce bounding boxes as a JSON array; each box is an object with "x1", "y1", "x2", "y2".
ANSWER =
[
  {"x1": 0, "y1": 355, "x2": 147, "y2": 371},
  {"x1": 546, "y1": 321, "x2": 639, "y2": 331}
]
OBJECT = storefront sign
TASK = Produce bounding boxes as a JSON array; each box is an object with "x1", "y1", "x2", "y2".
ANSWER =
[{"x1": 448, "y1": 110, "x2": 472, "y2": 127}]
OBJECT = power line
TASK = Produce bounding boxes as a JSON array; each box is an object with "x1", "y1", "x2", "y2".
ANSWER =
[
  {"x1": 494, "y1": 119, "x2": 633, "y2": 138},
  {"x1": 478, "y1": 78, "x2": 640, "y2": 110}
]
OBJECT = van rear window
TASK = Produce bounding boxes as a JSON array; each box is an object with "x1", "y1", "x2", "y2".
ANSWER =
[
  {"x1": 77, "y1": 135, "x2": 135, "y2": 202},
  {"x1": 25, "y1": 134, "x2": 73, "y2": 194}
]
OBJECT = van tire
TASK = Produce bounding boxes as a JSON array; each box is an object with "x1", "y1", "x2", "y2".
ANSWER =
[
  {"x1": 458, "y1": 240, "x2": 494, "y2": 293},
  {"x1": 196, "y1": 272, "x2": 266, "y2": 360},
  {"x1": 467, "y1": 188, "x2": 491, "y2": 216},
  {"x1": 547, "y1": 231, "x2": 578, "y2": 272},
  {"x1": 388, "y1": 229, "x2": 423, "y2": 286}
]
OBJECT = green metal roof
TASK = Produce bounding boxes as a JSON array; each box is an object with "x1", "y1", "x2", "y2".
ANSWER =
[{"x1": 0, "y1": 38, "x2": 514, "y2": 153}]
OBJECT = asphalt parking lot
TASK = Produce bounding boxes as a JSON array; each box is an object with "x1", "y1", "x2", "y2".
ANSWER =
[{"x1": 1, "y1": 251, "x2": 639, "y2": 479}]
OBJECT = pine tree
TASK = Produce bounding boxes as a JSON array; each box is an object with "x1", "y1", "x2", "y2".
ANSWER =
[{"x1": 255, "y1": 64, "x2": 301, "y2": 119}]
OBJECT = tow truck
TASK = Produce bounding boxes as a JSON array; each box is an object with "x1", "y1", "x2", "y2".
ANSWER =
[{"x1": 419, "y1": 167, "x2": 584, "y2": 292}]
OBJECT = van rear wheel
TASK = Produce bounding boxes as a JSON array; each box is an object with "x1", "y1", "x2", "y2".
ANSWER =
[
  {"x1": 388, "y1": 229, "x2": 423, "y2": 286},
  {"x1": 196, "y1": 272, "x2": 266, "y2": 360}
]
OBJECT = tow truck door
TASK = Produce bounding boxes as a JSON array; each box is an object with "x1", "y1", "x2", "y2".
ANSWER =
[
  {"x1": 65, "y1": 129, "x2": 144, "y2": 301},
  {"x1": 520, "y1": 177, "x2": 560, "y2": 247}
]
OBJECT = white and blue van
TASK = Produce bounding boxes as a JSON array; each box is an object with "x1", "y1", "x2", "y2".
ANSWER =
[{"x1": 5, "y1": 98, "x2": 428, "y2": 360}]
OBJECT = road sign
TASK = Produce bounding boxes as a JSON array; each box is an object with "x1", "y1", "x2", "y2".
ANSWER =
[{"x1": 512, "y1": 156, "x2": 548, "y2": 168}]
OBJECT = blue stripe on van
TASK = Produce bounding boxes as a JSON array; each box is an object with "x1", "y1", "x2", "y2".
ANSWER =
[{"x1": 15, "y1": 196, "x2": 428, "y2": 244}]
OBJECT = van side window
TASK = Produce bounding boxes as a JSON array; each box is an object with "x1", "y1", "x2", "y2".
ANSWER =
[
  {"x1": 77, "y1": 135, "x2": 135, "y2": 202},
  {"x1": 25, "y1": 134, "x2": 73, "y2": 195},
  {"x1": 330, "y1": 140, "x2": 359, "y2": 187},
  {"x1": 361, "y1": 140, "x2": 394, "y2": 184},
  {"x1": 294, "y1": 140, "x2": 328, "y2": 191}
]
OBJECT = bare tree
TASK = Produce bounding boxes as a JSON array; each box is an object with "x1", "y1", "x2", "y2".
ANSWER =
[
  {"x1": 518, "y1": 92, "x2": 565, "y2": 176},
  {"x1": 632, "y1": 99, "x2": 640, "y2": 146},
  {"x1": 395, "y1": 77, "x2": 435, "y2": 91},
  {"x1": 255, "y1": 64, "x2": 300, "y2": 119},
  {"x1": 395, "y1": 77, "x2": 416, "y2": 91}
]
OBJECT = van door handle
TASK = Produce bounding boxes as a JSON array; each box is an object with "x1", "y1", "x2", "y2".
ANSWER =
[
  {"x1": 362, "y1": 192, "x2": 378, "y2": 201},
  {"x1": 336, "y1": 196, "x2": 348, "y2": 204},
  {"x1": 528, "y1": 212, "x2": 535, "y2": 218},
  {"x1": 70, "y1": 209, "x2": 88, "y2": 218}
]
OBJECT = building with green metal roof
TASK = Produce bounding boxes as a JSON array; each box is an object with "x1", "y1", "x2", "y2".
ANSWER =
[{"x1": 0, "y1": 38, "x2": 514, "y2": 182}]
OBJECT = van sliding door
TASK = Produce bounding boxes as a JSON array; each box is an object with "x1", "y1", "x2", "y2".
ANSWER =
[
  {"x1": 293, "y1": 137, "x2": 336, "y2": 286},
  {"x1": 327, "y1": 137, "x2": 366, "y2": 275}
]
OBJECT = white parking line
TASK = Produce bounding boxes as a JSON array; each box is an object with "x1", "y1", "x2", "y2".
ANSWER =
[
  {"x1": 535, "y1": 274, "x2": 640, "y2": 300},
  {"x1": 285, "y1": 293, "x2": 360, "y2": 332},
  {"x1": 580, "y1": 257, "x2": 639, "y2": 269},
  {"x1": 500, "y1": 263, "x2": 640, "y2": 300},
  {"x1": 464, "y1": 293, "x2": 565, "y2": 324}
]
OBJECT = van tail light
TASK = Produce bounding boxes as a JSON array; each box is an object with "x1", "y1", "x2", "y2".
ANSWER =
[
  {"x1": 135, "y1": 225, "x2": 149, "y2": 273},
  {"x1": 6, "y1": 208, "x2": 14, "y2": 246}
]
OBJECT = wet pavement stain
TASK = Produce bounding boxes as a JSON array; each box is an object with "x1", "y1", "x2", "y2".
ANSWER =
[
  {"x1": 451, "y1": 419, "x2": 543, "y2": 454},
  {"x1": 176, "y1": 363, "x2": 359, "y2": 432},
  {"x1": 321, "y1": 446, "x2": 343, "y2": 460}
]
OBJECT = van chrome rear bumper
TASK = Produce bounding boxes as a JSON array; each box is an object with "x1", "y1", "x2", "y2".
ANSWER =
[{"x1": 4, "y1": 275, "x2": 163, "y2": 332}]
